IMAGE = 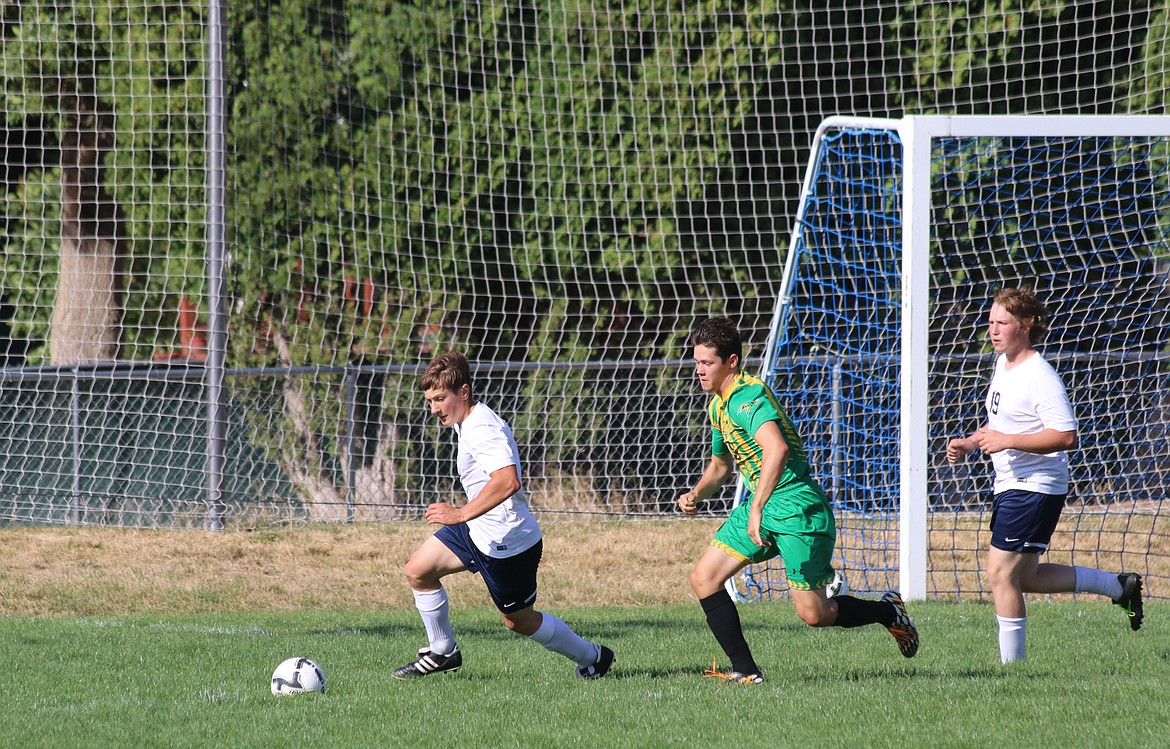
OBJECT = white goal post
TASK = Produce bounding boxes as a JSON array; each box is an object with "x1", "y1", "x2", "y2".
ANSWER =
[{"x1": 736, "y1": 115, "x2": 1170, "y2": 603}]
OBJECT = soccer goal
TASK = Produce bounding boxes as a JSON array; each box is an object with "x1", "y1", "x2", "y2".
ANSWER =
[{"x1": 732, "y1": 115, "x2": 1170, "y2": 603}]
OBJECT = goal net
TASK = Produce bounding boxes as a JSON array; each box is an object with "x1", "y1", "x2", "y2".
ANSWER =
[{"x1": 736, "y1": 116, "x2": 1170, "y2": 602}]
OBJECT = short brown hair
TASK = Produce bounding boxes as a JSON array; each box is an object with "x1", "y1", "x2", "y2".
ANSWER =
[
  {"x1": 421, "y1": 351, "x2": 472, "y2": 394},
  {"x1": 993, "y1": 287, "x2": 1048, "y2": 345},
  {"x1": 689, "y1": 316, "x2": 743, "y2": 363}
]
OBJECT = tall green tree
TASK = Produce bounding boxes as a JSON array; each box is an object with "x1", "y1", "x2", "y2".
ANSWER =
[{"x1": 1, "y1": 1, "x2": 206, "y2": 364}]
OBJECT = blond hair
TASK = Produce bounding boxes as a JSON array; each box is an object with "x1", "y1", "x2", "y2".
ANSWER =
[{"x1": 993, "y1": 287, "x2": 1048, "y2": 345}]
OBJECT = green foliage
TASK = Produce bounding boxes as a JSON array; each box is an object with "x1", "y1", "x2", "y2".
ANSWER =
[
  {"x1": 5, "y1": 0, "x2": 1170, "y2": 367},
  {"x1": 890, "y1": 1, "x2": 1157, "y2": 114},
  {"x1": 213, "y1": 0, "x2": 820, "y2": 501},
  {"x1": 2, "y1": 603, "x2": 1167, "y2": 748},
  {"x1": 1, "y1": 1, "x2": 206, "y2": 362},
  {"x1": 220, "y1": 0, "x2": 849, "y2": 367},
  {"x1": 1117, "y1": 8, "x2": 1170, "y2": 252},
  {"x1": 1119, "y1": 2, "x2": 1170, "y2": 113},
  {"x1": 0, "y1": 174, "x2": 60, "y2": 351}
]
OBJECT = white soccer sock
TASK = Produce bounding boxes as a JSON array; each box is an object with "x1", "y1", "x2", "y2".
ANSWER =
[
  {"x1": 1073, "y1": 566, "x2": 1123, "y2": 599},
  {"x1": 412, "y1": 587, "x2": 457, "y2": 656},
  {"x1": 529, "y1": 612, "x2": 600, "y2": 667},
  {"x1": 997, "y1": 615, "x2": 1027, "y2": 664}
]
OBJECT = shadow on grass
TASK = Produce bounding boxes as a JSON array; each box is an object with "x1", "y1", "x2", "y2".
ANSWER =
[
  {"x1": 311, "y1": 611, "x2": 761, "y2": 642},
  {"x1": 800, "y1": 664, "x2": 1070, "y2": 683}
]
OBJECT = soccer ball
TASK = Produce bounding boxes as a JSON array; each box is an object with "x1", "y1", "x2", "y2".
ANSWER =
[
  {"x1": 826, "y1": 570, "x2": 850, "y2": 598},
  {"x1": 270, "y1": 657, "x2": 326, "y2": 696}
]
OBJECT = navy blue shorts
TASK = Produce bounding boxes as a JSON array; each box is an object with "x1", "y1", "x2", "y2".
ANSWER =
[
  {"x1": 435, "y1": 523, "x2": 543, "y2": 613},
  {"x1": 989, "y1": 489, "x2": 1066, "y2": 554}
]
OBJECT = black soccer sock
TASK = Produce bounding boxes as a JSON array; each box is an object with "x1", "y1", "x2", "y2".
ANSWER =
[
  {"x1": 699, "y1": 590, "x2": 760, "y2": 674},
  {"x1": 833, "y1": 595, "x2": 896, "y2": 628}
]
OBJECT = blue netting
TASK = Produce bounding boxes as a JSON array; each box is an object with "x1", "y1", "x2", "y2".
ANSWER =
[{"x1": 742, "y1": 127, "x2": 1170, "y2": 602}]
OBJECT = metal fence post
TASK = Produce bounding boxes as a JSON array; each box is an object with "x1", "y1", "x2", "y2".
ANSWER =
[
  {"x1": 70, "y1": 371, "x2": 81, "y2": 525},
  {"x1": 831, "y1": 358, "x2": 843, "y2": 502},
  {"x1": 344, "y1": 366, "x2": 357, "y2": 523},
  {"x1": 204, "y1": 0, "x2": 227, "y2": 531}
]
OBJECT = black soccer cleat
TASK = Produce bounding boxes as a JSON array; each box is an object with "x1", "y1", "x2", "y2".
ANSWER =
[
  {"x1": 882, "y1": 591, "x2": 920, "y2": 658},
  {"x1": 1113, "y1": 573, "x2": 1144, "y2": 632},
  {"x1": 577, "y1": 645, "x2": 615, "y2": 679},
  {"x1": 391, "y1": 646, "x2": 463, "y2": 679}
]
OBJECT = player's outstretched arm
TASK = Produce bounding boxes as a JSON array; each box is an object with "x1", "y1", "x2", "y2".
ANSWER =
[{"x1": 678, "y1": 454, "x2": 733, "y2": 515}]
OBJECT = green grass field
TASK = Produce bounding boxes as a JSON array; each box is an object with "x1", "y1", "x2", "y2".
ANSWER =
[{"x1": 5, "y1": 601, "x2": 1165, "y2": 748}]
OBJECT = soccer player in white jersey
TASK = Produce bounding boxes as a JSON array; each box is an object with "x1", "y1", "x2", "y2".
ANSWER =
[
  {"x1": 392, "y1": 351, "x2": 614, "y2": 680},
  {"x1": 946, "y1": 287, "x2": 1143, "y2": 663}
]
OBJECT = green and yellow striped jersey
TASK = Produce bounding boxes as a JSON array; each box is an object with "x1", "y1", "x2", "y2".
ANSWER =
[{"x1": 707, "y1": 372, "x2": 811, "y2": 493}]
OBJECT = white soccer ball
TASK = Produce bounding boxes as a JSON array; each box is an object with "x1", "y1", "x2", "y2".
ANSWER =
[
  {"x1": 826, "y1": 570, "x2": 850, "y2": 598},
  {"x1": 270, "y1": 657, "x2": 326, "y2": 696}
]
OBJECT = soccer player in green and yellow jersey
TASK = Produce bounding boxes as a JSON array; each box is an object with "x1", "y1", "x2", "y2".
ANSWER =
[{"x1": 678, "y1": 317, "x2": 919, "y2": 685}]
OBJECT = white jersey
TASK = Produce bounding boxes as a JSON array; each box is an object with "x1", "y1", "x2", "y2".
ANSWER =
[
  {"x1": 453, "y1": 402, "x2": 542, "y2": 558},
  {"x1": 985, "y1": 352, "x2": 1077, "y2": 495}
]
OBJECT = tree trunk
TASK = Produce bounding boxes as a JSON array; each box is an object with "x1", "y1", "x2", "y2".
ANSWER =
[{"x1": 50, "y1": 92, "x2": 123, "y2": 365}]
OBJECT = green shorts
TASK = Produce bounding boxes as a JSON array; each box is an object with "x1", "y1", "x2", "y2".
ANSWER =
[{"x1": 711, "y1": 480, "x2": 837, "y2": 590}]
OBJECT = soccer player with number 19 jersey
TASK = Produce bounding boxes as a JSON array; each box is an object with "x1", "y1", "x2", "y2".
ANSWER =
[
  {"x1": 947, "y1": 287, "x2": 1143, "y2": 664},
  {"x1": 679, "y1": 317, "x2": 919, "y2": 685}
]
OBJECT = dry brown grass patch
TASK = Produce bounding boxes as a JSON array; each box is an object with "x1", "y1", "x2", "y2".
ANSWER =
[
  {"x1": 2, "y1": 511, "x2": 1163, "y2": 617},
  {"x1": 0, "y1": 519, "x2": 722, "y2": 617}
]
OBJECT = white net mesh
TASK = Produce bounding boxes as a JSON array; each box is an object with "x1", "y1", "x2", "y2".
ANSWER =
[{"x1": 3, "y1": 3, "x2": 1170, "y2": 600}]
